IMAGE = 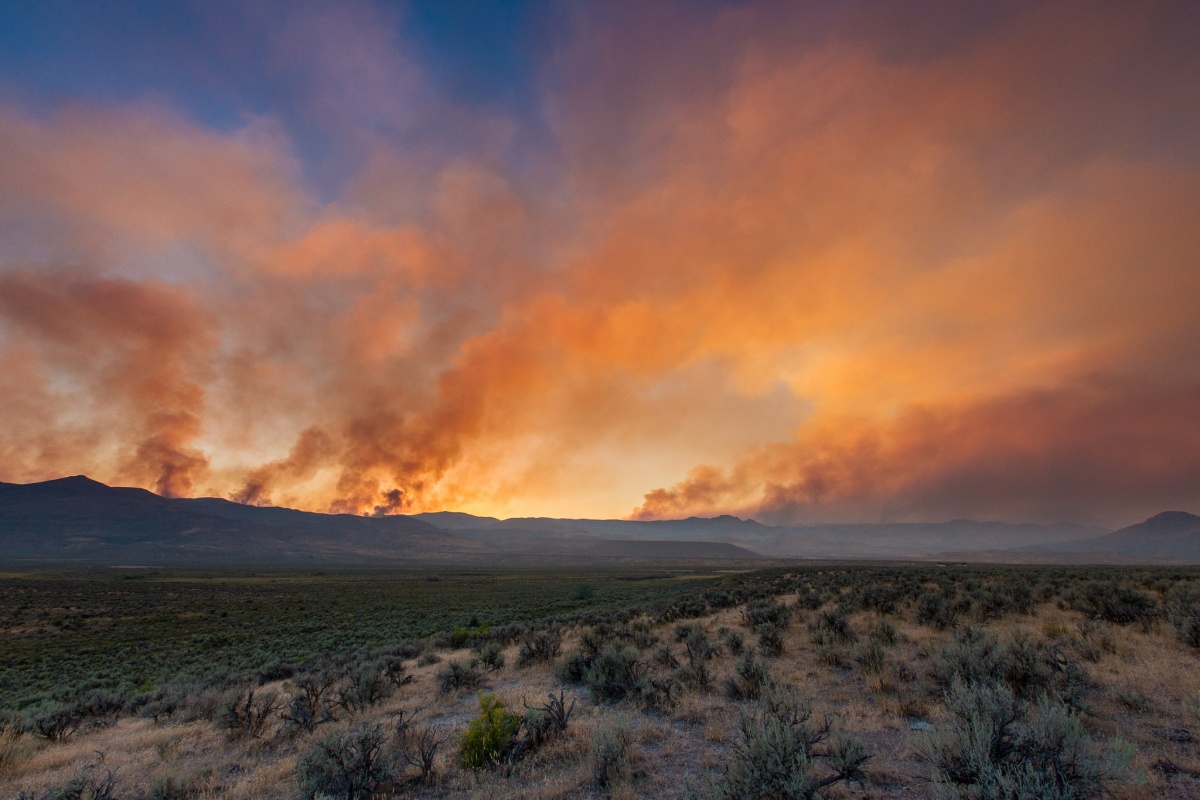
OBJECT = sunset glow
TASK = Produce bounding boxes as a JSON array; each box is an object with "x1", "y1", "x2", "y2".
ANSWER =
[{"x1": 1, "y1": 1, "x2": 1197, "y2": 526}]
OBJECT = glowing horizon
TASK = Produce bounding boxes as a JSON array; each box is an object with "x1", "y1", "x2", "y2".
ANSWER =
[{"x1": 1, "y1": 1, "x2": 1198, "y2": 528}]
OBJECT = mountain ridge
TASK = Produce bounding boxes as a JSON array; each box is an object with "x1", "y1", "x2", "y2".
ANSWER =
[{"x1": 2, "y1": 476, "x2": 1196, "y2": 564}]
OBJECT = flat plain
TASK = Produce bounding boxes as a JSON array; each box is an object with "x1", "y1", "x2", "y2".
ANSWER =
[{"x1": 2, "y1": 564, "x2": 1199, "y2": 799}]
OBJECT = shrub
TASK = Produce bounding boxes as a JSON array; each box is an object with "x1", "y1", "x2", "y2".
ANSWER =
[
  {"x1": 516, "y1": 629, "x2": 562, "y2": 668},
  {"x1": 437, "y1": 660, "x2": 485, "y2": 695},
  {"x1": 147, "y1": 775, "x2": 196, "y2": 800},
  {"x1": 417, "y1": 652, "x2": 441, "y2": 667},
  {"x1": 1166, "y1": 585, "x2": 1200, "y2": 648},
  {"x1": 758, "y1": 623, "x2": 785, "y2": 658},
  {"x1": 869, "y1": 619, "x2": 898, "y2": 645},
  {"x1": 475, "y1": 641, "x2": 506, "y2": 672},
  {"x1": 690, "y1": 682, "x2": 869, "y2": 800},
  {"x1": 1073, "y1": 581, "x2": 1158, "y2": 626},
  {"x1": 380, "y1": 655, "x2": 414, "y2": 687},
  {"x1": 216, "y1": 686, "x2": 282, "y2": 739},
  {"x1": 917, "y1": 592, "x2": 959, "y2": 630},
  {"x1": 582, "y1": 644, "x2": 644, "y2": 703},
  {"x1": 393, "y1": 709, "x2": 442, "y2": 783},
  {"x1": 853, "y1": 639, "x2": 887, "y2": 675},
  {"x1": 23, "y1": 702, "x2": 82, "y2": 742},
  {"x1": 915, "y1": 678, "x2": 1132, "y2": 799},
  {"x1": 725, "y1": 651, "x2": 770, "y2": 701},
  {"x1": 590, "y1": 718, "x2": 636, "y2": 790},
  {"x1": 724, "y1": 629, "x2": 746, "y2": 656},
  {"x1": 76, "y1": 690, "x2": 125, "y2": 728},
  {"x1": 336, "y1": 665, "x2": 394, "y2": 713},
  {"x1": 744, "y1": 602, "x2": 792, "y2": 629},
  {"x1": 459, "y1": 693, "x2": 522, "y2": 770},
  {"x1": 281, "y1": 671, "x2": 338, "y2": 732},
  {"x1": 296, "y1": 723, "x2": 394, "y2": 800},
  {"x1": 809, "y1": 610, "x2": 857, "y2": 646},
  {"x1": 18, "y1": 765, "x2": 118, "y2": 800}
]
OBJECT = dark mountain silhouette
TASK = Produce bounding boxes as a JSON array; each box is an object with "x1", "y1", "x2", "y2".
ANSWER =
[
  {"x1": 0, "y1": 477, "x2": 764, "y2": 564},
  {"x1": 0, "y1": 476, "x2": 478, "y2": 564},
  {"x1": 1023, "y1": 511, "x2": 1200, "y2": 561},
  {"x1": 4, "y1": 476, "x2": 1194, "y2": 565}
]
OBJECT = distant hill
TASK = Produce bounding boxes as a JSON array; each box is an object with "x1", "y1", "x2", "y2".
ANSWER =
[
  {"x1": 0, "y1": 477, "x2": 766, "y2": 565},
  {"x1": 1022, "y1": 511, "x2": 1200, "y2": 561},
  {"x1": 0, "y1": 476, "x2": 478, "y2": 565},
  {"x1": 419, "y1": 512, "x2": 1107, "y2": 559},
  {"x1": 3, "y1": 476, "x2": 1194, "y2": 565}
]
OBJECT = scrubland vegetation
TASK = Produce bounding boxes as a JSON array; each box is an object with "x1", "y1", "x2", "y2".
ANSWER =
[{"x1": 2, "y1": 565, "x2": 1199, "y2": 798}]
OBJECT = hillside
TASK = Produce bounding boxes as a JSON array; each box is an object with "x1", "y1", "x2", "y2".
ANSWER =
[{"x1": 1024, "y1": 511, "x2": 1200, "y2": 561}]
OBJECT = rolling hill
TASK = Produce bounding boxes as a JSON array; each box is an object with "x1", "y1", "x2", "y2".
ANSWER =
[{"x1": 2, "y1": 476, "x2": 1196, "y2": 565}]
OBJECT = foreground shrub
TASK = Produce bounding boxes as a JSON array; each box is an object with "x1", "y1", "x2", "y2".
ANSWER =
[
  {"x1": 393, "y1": 709, "x2": 443, "y2": 783},
  {"x1": 296, "y1": 723, "x2": 393, "y2": 800},
  {"x1": 590, "y1": 717, "x2": 637, "y2": 790},
  {"x1": 916, "y1": 678, "x2": 1132, "y2": 799},
  {"x1": 216, "y1": 686, "x2": 282, "y2": 739},
  {"x1": 459, "y1": 693, "x2": 521, "y2": 770},
  {"x1": 335, "y1": 664, "x2": 394, "y2": 713},
  {"x1": 928, "y1": 628, "x2": 1090, "y2": 711},
  {"x1": 281, "y1": 670, "x2": 338, "y2": 733},
  {"x1": 23, "y1": 702, "x2": 82, "y2": 742},
  {"x1": 17, "y1": 765, "x2": 118, "y2": 800},
  {"x1": 147, "y1": 775, "x2": 197, "y2": 800},
  {"x1": 690, "y1": 682, "x2": 869, "y2": 800}
]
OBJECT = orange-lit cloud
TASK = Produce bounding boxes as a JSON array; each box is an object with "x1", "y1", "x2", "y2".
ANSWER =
[{"x1": 0, "y1": 1, "x2": 1197, "y2": 526}]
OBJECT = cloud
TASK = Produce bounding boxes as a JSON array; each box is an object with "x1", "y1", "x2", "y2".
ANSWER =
[{"x1": 0, "y1": 0, "x2": 1197, "y2": 525}]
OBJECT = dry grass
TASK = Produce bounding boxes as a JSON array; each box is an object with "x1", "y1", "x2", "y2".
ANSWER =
[{"x1": 3, "y1": 596, "x2": 1199, "y2": 799}]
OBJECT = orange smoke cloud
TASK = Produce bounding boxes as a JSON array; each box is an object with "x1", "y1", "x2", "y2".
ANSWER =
[{"x1": 0, "y1": 1, "x2": 1197, "y2": 526}]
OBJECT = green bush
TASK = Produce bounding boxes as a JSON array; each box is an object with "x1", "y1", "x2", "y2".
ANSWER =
[
  {"x1": 459, "y1": 693, "x2": 521, "y2": 770},
  {"x1": 296, "y1": 723, "x2": 394, "y2": 800}
]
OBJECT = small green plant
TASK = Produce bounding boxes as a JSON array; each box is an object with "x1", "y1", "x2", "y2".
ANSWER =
[{"x1": 459, "y1": 693, "x2": 522, "y2": 770}]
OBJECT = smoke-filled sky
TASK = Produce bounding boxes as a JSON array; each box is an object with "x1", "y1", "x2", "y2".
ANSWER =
[{"x1": 1, "y1": 1, "x2": 1198, "y2": 527}]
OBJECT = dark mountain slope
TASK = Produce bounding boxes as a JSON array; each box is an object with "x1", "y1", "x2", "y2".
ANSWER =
[
  {"x1": 1025, "y1": 512, "x2": 1200, "y2": 561},
  {"x1": 0, "y1": 476, "x2": 479, "y2": 564}
]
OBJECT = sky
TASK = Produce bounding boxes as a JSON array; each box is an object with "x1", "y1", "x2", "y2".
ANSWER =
[{"x1": 0, "y1": 0, "x2": 1198, "y2": 527}]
